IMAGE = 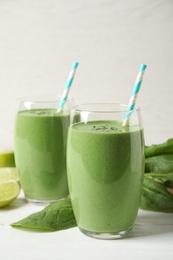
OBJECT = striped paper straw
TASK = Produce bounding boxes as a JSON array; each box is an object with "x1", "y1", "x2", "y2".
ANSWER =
[
  {"x1": 122, "y1": 64, "x2": 147, "y2": 126},
  {"x1": 57, "y1": 61, "x2": 79, "y2": 112}
]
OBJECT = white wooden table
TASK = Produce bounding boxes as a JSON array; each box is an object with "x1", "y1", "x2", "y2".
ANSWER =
[{"x1": 0, "y1": 191, "x2": 173, "y2": 260}]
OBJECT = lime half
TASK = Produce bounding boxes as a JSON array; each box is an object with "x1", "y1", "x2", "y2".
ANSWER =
[
  {"x1": 0, "y1": 151, "x2": 15, "y2": 167},
  {"x1": 0, "y1": 168, "x2": 20, "y2": 207},
  {"x1": 0, "y1": 181, "x2": 20, "y2": 207},
  {"x1": 0, "y1": 168, "x2": 19, "y2": 184}
]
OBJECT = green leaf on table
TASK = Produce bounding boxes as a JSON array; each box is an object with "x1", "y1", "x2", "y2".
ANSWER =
[
  {"x1": 140, "y1": 177, "x2": 173, "y2": 212},
  {"x1": 145, "y1": 154, "x2": 173, "y2": 173},
  {"x1": 11, "y1": 198, "x2": 77, "y2": 231},
  {"x1": 145, "y1": 172, "x2": 173, "y2": 183},
  {"x1": 145, "y1": 138, "x2": 173, "y2": 158}
]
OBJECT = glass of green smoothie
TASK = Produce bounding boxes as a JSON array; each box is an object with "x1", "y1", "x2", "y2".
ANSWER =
[
  {"x1": 14, "y1": 95, "x2": 74, "y2": 204},
  {"x1": 67, "y1": 103, "x2": 145, "y2": 239}
]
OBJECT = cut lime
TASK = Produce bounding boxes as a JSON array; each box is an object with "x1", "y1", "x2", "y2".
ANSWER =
[
  {"x1": 0, "y1": 180, "x2": 20, "y2": 207},
  {"x1": 0, "y1": 168, "x2": 20, "y2": 207},
  {"x1": 0, "y1": 168, "x2": 19, "y2": 184},
  {"x1": 0, "y1": 151, "x2": 15, "y2": 167}
]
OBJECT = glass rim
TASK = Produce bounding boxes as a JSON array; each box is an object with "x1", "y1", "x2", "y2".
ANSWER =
[
  {"x1": 16, "y1": 95, "x2": 73, "y2": 103},
  {"x1": 72, "y1": 103, "x2": 141, "y2": 113}
]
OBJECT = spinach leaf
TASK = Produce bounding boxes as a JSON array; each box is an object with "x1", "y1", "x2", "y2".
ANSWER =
[
  {"x1": 145, "y1": 138, "x2": 173, "y2": 158},
  {"x1": 11, "y1": 198, "x2": 77, "y2": 231},
  {"x1": 145, "y1": 154, "x2": 173, "y2": 173},
  {"x1": 145, "y1": 172, "x2": 173, "y2": 183},
  {"x1": 142, "y1": 139, "x2": 173, "y2": 212},
  {"x1": 140, "y1": 177, "x2": 173, "y2": 212}
]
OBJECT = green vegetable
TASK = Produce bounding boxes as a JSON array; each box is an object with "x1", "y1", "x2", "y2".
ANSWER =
[
  {"x1": 145, "y1": 138, "x2": 173, "y2": 158},
  {"x1": 140, "y1": 138, "x2": 173, "y2": 212},
  {"x1": 11, "y1": 198, "x2": 77, "y2": 231},
  {"x1": 140, "y1": 177, "x2": 173, "y2": 212},
  {"x1": 145, "y1": 154, "x2": 173, "y2": 173}
]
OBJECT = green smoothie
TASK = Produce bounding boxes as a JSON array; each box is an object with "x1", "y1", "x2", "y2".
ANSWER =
[
  {"x1": 67, "y1": 120, "x2": 144, "y2": 233},
  {"x1": 14, "y1": 108, "x2": 70, "y2": 202}
]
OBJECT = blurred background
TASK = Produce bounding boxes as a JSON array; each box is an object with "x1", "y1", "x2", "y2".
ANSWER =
[{"x1": 0, "y1": 0, "x2": 173, "y2": 149}]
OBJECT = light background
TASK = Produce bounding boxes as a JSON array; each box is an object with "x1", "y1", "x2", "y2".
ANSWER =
[{"x1": 0, "y1": 0, "x2": 173, "y2": 149}]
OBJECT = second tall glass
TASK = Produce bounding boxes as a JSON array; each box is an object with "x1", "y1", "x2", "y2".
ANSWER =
[{"x1": 14, "y1": 95, "x2": 74, "y2": 204}]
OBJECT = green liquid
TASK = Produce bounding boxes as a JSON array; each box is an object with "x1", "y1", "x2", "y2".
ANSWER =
[
  {"x1": 67, "y1": 120, "x2": 144, "y2": 232},
  {"x1": 14, "y1": 109, "x2": 70, "y2": 201}
]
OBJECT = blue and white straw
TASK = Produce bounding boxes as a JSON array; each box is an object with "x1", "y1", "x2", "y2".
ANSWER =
[
  {"x1": 57, "y1": 61, "x2": 79, "y2": 112},
  {"x1": 122, "y1": 64, "x2": 147, "y2": 126}
]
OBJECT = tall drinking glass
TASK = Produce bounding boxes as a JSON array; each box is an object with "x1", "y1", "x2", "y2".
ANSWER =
[
  {"x1": 67, "y1": 103, "x2": 144, "y2": 239},
  {"x1": 14, "y1": 95, "x2": 74, "y2": 204}
]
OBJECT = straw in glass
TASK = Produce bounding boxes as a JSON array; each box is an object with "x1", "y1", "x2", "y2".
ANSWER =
[
  {"x1": 57, "y1": 61, "x2": 79, "y2": 112},
  {"x1": 122, "y1": 64, "x2": 147, "y2": 126}
]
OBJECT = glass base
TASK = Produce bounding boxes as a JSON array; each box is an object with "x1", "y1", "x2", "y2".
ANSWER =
[
  {"x1": 26, "y1": 195, "x2": 70, "y2": 205},
  {"x1": 79, "y1": 226, "x2": 132, "y2": 240}
]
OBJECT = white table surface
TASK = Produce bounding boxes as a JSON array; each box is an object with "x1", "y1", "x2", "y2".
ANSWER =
[
  {"x1": 1, "y1": 191, "x2": 173, "y2": 260},
  {"x1": 0, "y1": 0, "x2": 173, "y2": 259}
]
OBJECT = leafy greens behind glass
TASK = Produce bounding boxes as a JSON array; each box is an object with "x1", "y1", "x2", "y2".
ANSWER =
[{"x1": 140, "y1": 138, "x2": 173, "y2": 212}]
